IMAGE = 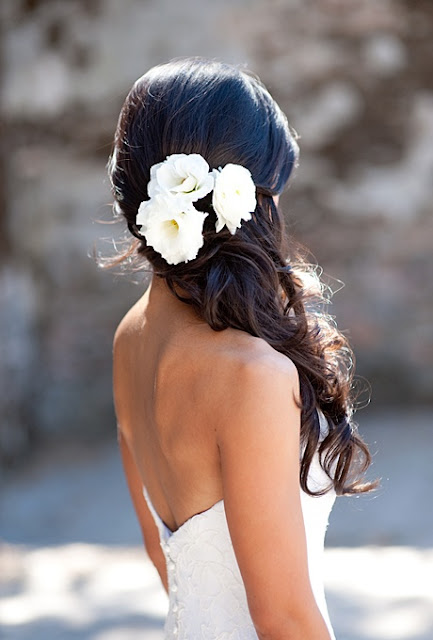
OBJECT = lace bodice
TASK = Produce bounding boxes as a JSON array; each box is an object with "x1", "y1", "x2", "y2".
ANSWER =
[{"x1": 143, "y1": 411, "x2": 336, "y2": 639}]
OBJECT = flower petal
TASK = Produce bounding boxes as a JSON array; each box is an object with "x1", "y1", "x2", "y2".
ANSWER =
[
  {"x1": 136, "y1": 193, "x2": 208, "y2": 265},
  {"x1": 147, "y1": 153, "x2": 214, "y2": 203},
  {"x1": 212, "y1": 164, "x2": 256, "y2": 234}
]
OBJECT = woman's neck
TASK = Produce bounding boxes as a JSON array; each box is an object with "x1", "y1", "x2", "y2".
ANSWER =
[{"x1": 143, "y1": 274, "x2": 205, "y2": 329}]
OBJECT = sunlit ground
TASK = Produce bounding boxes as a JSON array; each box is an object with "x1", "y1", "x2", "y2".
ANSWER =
[
  {"x1": 1, "y1": 410, "x2": 432, "y2": 639},
  {"x1": 0, "y1": 543, "x2": 167, "y2": 640},
  {"x1": 325, "y1": 547, "x2": 433, "y2": 640},
  {"x1": 1, "y1": 543, "x2": 432, "y2": 640}
]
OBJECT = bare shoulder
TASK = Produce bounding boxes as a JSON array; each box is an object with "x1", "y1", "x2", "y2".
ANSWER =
[
  {"x1": 113, "y1": 294, "x2": 147, "y2": 351},
  {"x1": 202, "y1": 325, "x2": 297, "y2": 373},
  {"x1": 217, "y1": 328, "x2": 298, "y2": 384},
  {"x1": 199, "y1": 327, "x2": 300, "y2": 424}
]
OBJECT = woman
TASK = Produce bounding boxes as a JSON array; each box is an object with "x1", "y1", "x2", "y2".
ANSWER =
[{"x1": 107, "y1": 58, "x2": 375, "y2": 639}]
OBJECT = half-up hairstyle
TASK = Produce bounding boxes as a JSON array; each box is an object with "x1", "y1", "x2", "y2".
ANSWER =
[{"x1": 106, "y1": 57, "x2": 376, "y2": 496}]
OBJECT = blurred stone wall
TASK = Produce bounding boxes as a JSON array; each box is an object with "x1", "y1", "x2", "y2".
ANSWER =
[{"x1": 0, "y1": 0, "x2": 432, "y2": 465}]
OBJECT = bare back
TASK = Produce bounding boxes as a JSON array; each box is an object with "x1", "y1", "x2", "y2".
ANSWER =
[
  {"x1": 113, "y1": 277, "x2": 335, "y2": 639},
  {"x1": 113, "y1": 276, "x2": 279, "y2": 533}
]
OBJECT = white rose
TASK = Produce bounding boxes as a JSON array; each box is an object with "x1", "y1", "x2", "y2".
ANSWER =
[
  {"x1": 212, "y1": 164, "x2": 256, "y2": 235},
  {"x1": 136, "y1": 194, "x2": 208, "y2": 265},
  {"x1": 148, "y1": 153, "x2": 215, "y2": 202}
]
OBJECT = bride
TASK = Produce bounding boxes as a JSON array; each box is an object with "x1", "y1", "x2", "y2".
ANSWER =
[{"x1": 106, "y1": 57, "x2": 376, "y2": 639}]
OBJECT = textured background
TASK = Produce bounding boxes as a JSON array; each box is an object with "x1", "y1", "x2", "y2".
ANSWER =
[
  {"x1": 1, "y1": 2, "x2": 433, "y2": 639},
  {"x1": 0, "y1": 0, "x2": 432, "y2": 464}
]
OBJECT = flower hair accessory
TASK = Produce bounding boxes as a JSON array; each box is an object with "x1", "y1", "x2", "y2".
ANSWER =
[{"x1": 135, "y1": 153, "x2": 256, "y2": 265}]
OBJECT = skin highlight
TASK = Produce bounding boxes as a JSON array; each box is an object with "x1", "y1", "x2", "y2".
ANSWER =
[{"x1": 113, "y1": 274, "x2": 331, "y2": 638}]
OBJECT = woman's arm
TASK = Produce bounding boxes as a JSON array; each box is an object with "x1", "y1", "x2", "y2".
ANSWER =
[
  {"x1": 113, "y1": 321, "x2": 168, "y2": 592},
  {"x1": 118, "y1": 427, "x2": 168, "y2": 593},
  {"x1": 215, "y1": 352, "x2": 332, "y2": 640}
]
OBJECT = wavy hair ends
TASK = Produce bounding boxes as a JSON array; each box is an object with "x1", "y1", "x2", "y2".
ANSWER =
[{"x1": 103, "y1": 57, "x2": 377, "y2": 496}]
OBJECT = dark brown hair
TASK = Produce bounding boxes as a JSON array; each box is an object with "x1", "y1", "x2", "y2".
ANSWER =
[{"x1": 104, "y1": 57, "x2": 376, "y2": 496}]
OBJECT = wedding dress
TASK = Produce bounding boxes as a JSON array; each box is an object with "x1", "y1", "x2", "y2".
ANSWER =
[{"x1": 143, "y1": 409, "x2": 336, "y2": 639}]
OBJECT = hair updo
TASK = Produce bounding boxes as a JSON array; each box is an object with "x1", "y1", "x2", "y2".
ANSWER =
[{"x1": 106, "y1": 57, "x2": 376, "y2": 496}]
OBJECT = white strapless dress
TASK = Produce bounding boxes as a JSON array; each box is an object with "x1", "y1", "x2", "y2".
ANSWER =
[{"x1": 143, "y1": 411, "x2": 336, "y2": 639}]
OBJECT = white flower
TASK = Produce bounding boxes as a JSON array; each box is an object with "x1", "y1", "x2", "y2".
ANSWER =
[
  {"x1": 136, "y1": 194, "x2": 208, "y2": 265},
  {"x1": 212, "y1": 164, "x2": 256, "y2": 234},
  {"x1": 148, "y1": 153, "x2": 215, "y2": 202},
  {"x1": 134, "y1": 154, "x2": 258, "y2": 266}
]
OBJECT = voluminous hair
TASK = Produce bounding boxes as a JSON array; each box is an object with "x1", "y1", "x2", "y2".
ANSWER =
[{"x1": 104, "y1": 57, "x2": 376, "y2": 496}]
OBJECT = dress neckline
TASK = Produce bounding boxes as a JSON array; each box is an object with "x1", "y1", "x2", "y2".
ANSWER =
[
  {"x1": 142, "y1": 409, "x2": 332, "y2": 537},
  {"x1": 142, "y1": 485, "x2": 224, "y2": 537}
]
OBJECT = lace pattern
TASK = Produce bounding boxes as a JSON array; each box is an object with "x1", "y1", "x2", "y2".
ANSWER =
[{"x1": 143, "y1": 409, "x2": 336, "y2": 639}]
